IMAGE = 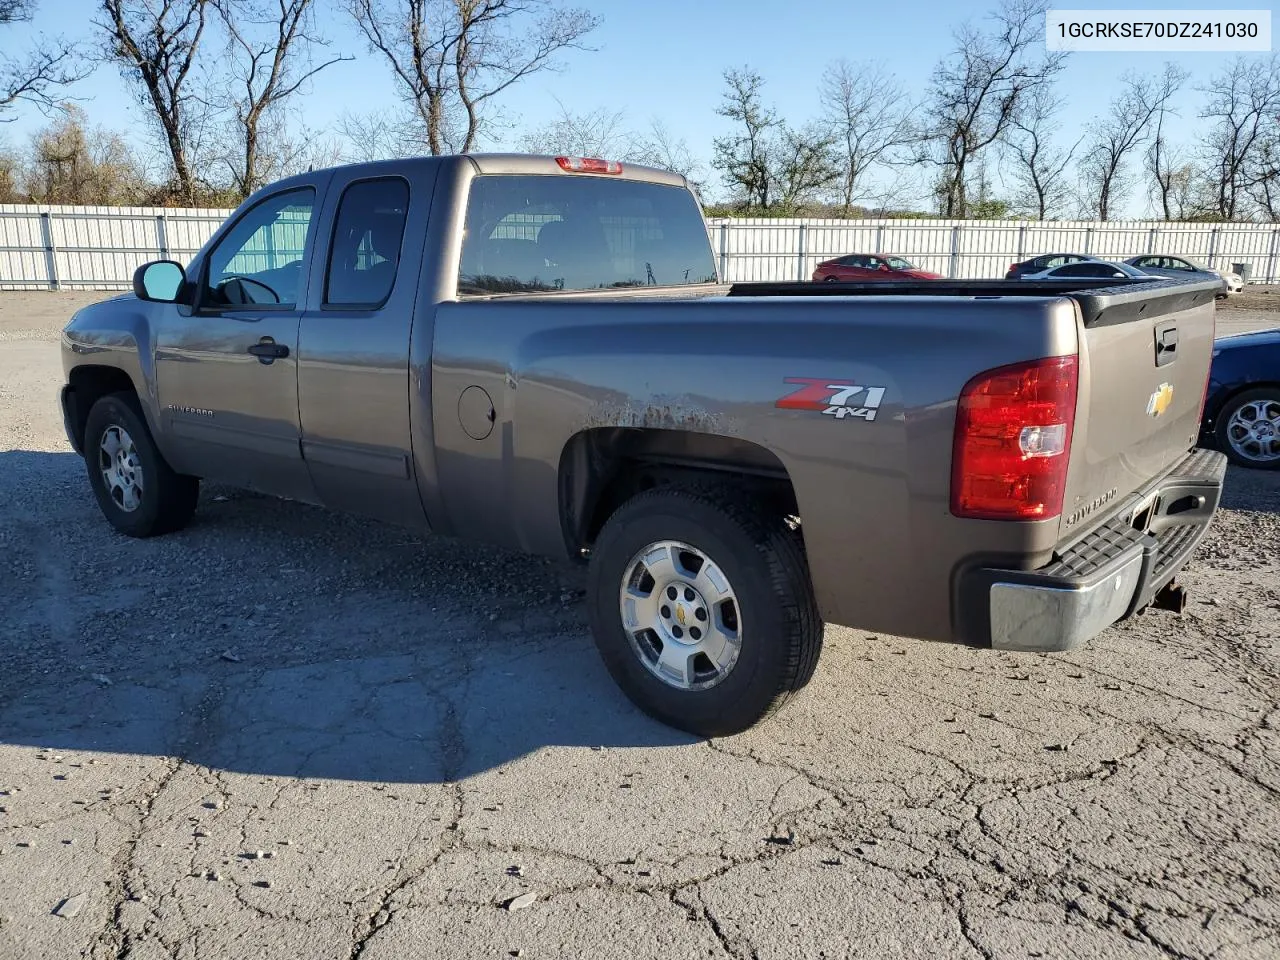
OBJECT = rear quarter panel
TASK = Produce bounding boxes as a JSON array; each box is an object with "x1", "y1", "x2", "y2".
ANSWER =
[{"x1": 429, "y1": 293, "x2": 1081, "y2": 643}]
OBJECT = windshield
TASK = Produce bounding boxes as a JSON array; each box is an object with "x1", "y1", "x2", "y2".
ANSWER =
[
  {"x1": 884, "y1": 256, "x2": 915, "y2": 271},
  {"x1": 458, "y1": 175, "x2": 718, "y2": 295}
]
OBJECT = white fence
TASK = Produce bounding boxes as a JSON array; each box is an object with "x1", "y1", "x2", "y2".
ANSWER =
[
  {"x1": 709, "y1": 217, "x2": 1280, "y2": 284},
  {"x1": 3, "y1": 203, "x2": 1279, "y2": 290}
]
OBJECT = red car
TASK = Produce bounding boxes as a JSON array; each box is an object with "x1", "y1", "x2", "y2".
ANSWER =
[{"x1": 812, "y1": 253, "x2": 943, "y2": 282}]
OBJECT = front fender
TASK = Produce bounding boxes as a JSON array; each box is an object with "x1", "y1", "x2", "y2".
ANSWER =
[{"x1": 61, "y1": 295, "x2": 169, "y2": 450}]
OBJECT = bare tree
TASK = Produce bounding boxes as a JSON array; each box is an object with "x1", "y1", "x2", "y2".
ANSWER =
[
  {"x1": 99, "y1": 0, "x2": 213, "y2": 202},
  {"x1": 631, "y1": 119, "x2": 704, "y2": 192},
  {"x1": 1077, "y1": 64, "x2": 1186, "y2": 220},
  {"x1": 337, "y1": 107, "x2": 427, "y2": 161},
  {"x1": 517, "y1": 102, "x2": 703, "y2": 189},
  {"x1": 0, "y1": 139, "x2": 22, "y2": 201},
  {"x1": 1201, "y1": 55, "x2": 1280, "y2": 221},
  {"x1": 1006, "y1": 85, "x2": 1077, "y2": 219},
  {"x1": 1251, "y1": 135, "x2": 1280, "y2": 221},
  {"x1": 773, "y1": 123, "x2": 840, "y2": 212},
  {"x1": 25, "y1": 104, "x2": 148, "y2": 203},
  {"x1": 711, "y1": 69, "x2": 839, "y2": 214},
  {"x1": 922, "y1": 0, "x2": 1065, "y2": 218},
  {"x1": 1146, "y1": 81, "x2": 1190, "y2": 221},
  {"x1": 519, "y1": 100, "x2": 632, "y2": 158},
  {"x1": 1, "y1": 0, "x2": 88, "y2": 120},
  {"x1": 214, "y1": 0, "x2": 350, "y2": 198},
  {"x1": 348, "y1": 0, "x2": 599, "y2": 155},
  {"x1": 819, "y1": 60, "x2": 914, "y2": 215},
  {"x1": 712, "y1": 67, "x2": 777, "y2": 209}
]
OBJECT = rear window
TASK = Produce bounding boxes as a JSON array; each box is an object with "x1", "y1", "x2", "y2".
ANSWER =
[{"x1": 458, "y1": 175, "x2": 717, "y2": 295}]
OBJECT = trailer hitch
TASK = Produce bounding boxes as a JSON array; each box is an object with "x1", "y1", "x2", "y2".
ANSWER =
[{"x1": 1151, "y1": 580, "x2": 1188, "y2": 614}]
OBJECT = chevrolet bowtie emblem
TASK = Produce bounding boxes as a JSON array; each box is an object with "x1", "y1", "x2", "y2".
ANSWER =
[{"x1": 1146, "y1": 382, "x2": 1174, "y2": 418}]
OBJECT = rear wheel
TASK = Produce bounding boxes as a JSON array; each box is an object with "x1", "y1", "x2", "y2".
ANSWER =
[
  {"x1": 587, "y1": 488, "x2": 822, "y2": 737},
  {"x1": 84, "y1": 392, "x2": 200, "y2": 536},
  {"x1": 823, "y1": 275, "x2": 838, "y2": 283},
  {"x1": 1215, "y1": 387, "x2": 1280, "y2": 470}
]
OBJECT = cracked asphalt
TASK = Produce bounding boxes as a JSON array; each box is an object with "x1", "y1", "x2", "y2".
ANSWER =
[{"x1": 1, "y1": 290, "x2": 1278, "y2": 960}]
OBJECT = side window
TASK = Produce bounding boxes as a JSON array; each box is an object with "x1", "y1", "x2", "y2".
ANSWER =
[
  {"x1": 324, "y1": 178, "x2": 410, "y2": 308},
  {"x1": 204, "y1": 188, "x2": 315, "y2": 308}
]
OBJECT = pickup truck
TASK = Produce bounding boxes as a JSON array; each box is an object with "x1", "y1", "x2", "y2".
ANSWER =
[{"x1": 59, "y1": 153, "x2": 1227, "y2": 736}]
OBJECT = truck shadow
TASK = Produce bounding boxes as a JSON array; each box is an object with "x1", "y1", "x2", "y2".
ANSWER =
[{"x1": 0, "y1": 450, "x2": 695, "y2": 786}]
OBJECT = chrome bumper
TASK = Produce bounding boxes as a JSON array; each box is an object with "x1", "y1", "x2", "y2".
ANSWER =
[{"x1": 975, "y1": 448, "x2": 1227, "y2": 653}]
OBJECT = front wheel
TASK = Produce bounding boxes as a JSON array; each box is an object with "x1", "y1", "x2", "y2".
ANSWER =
[
  {"x1": 587, "y1": 488, "x2": 822, "y2": 737},
  {"x1": 83, "y1": 392, "x2": 200, "y2": 536},
  {"x1": 1215, "y1": 387, "x2": 1280, "y2": 470}
]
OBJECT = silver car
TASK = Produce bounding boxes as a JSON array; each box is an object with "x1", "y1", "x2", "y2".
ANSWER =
[
  {"x1": 1124, "y1": 255, "x2": 1239, "y2": 296},
  {"x1": 1017, "y1": 260, "x2": 1155, "y2": 282}
]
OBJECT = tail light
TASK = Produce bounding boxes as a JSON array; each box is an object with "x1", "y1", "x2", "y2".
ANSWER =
[
  {"x1": 951, "y1": 356, "x2": 1079, "y2": 521},
  {"x1": 556, "y1": 156, "x2": 622, "y2": 175}
]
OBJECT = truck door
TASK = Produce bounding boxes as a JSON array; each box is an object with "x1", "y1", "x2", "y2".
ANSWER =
[
  {"x1": 154, "y1": 185, "x2": 320, "y2": 501},
  {"x1": 295, "y1": 172, "x2": 431, "y2": 528}
]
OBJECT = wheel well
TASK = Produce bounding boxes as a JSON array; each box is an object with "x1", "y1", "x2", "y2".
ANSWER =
[
  {"x1": 558, "y1": 428, "x2": 800, "y2": 556},
  {"x1": 67, "y1": 366, "x2": 138, "y2": 452},
  {"x1": 1208, "y1": 380, "x2": 1280, "y2": 430}
]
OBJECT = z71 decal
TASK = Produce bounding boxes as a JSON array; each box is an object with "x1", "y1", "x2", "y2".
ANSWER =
[{"x1": 776, "y1": 378, "x2": 887, "y2": 421}]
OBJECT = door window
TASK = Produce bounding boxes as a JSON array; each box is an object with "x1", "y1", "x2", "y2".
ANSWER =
[
  {"x1": 324, "y1": 178, "x2": 410, "y2": 308},
  {"x1": 204, "y1": 188, "x2": 316, "y2": 308}
]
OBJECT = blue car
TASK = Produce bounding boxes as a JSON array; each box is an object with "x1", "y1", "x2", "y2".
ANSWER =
[{"x1": 1202, "y1": 329, "x2": 1280, "y2": 469}]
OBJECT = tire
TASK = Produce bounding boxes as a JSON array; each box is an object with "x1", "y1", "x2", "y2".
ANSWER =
[
  {"x1": 587, "y1": 488, "x2": 822, "y2": 737},
  {"x1": 83, "y1": 392, "x2": 200, "y2": 536},
  {"x1": 1214, "y1": 387, "x2": 1280, "y2": 470},
  {"x1": 823, "y1": 276, "x2": 838, "y2": 283}
]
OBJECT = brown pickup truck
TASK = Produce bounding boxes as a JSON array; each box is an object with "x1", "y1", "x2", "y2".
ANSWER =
[{"x1": 59, "y1": 154, "x2": 1226, "y2": 735}]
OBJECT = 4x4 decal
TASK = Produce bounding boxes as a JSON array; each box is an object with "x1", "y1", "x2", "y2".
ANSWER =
[{"x1": 775, "y1": 378, "x2": 886, "y2": 421}]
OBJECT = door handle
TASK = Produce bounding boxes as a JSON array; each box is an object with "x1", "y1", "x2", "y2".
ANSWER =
[
  {"x1": 247, "y1": 338, "x2": 289, "y2": 363},
  {"x1": 1155, "y1": 325, "x2": 1177, "y2": 367}
]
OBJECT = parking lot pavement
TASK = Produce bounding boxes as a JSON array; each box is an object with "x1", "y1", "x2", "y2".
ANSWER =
[{"x1": 2, "y1": 291, "x2": 1279, "y2": 960}]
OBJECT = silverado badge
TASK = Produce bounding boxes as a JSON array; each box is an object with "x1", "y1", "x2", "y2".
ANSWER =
[{"x1": 1146, "y1": 383, "x2": 1174, "y2": 418}]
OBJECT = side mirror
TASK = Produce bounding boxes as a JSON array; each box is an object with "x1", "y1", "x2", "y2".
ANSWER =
[{"x1": 133, "y1": 260, "x2": 188, "y2": 303}]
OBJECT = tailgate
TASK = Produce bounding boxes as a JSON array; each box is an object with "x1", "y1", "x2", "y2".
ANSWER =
[{"x1": 1060, "y1": 279, "x2": 1218, "y2": 536}]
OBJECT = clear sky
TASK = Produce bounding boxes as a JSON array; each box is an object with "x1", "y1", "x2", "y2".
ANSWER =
[{"x1": 1, "y1": 0, "x2": 1261, "y2": 215}]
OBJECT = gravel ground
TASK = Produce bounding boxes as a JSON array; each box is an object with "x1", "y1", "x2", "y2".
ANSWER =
[{"x1": 1, "y1": 291, "x2": 1279, "y2": 960}]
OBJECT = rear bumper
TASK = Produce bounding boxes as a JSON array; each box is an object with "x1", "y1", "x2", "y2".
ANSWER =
[{"x1": 961, "y1": 448, "x2": 1227, "y2": 652}]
